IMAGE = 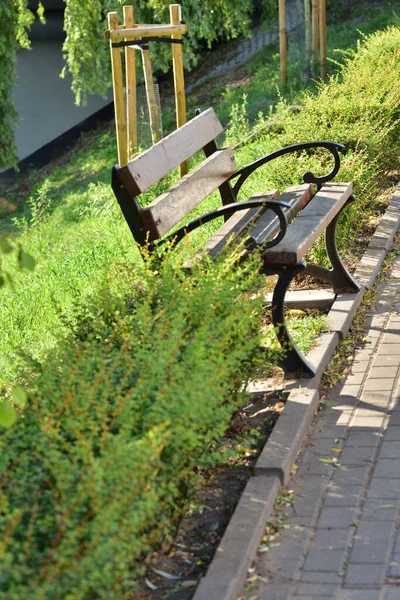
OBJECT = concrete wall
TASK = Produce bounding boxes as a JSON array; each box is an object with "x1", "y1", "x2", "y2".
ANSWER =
[{"x1": 14, "y1": 40, "x2": 112, "y2": 163}]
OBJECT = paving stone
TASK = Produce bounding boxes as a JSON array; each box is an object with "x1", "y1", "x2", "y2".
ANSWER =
[
  {"x1": 258, "y1": 584, "x2": 291, "y2": 599},
  {"x1": 377, "y1": 344, "x2": 400, "y2": 356},
  {"x1": 336, "y1": 590, "x2": 381, "y2": 600},
  {"x1": 296, "y1": 457, "x2": 337, "y2": 478},
  {"x1": 322, "y1": 407, "x2": 353, "y2": 425},
  {"x1": 387, "y1": 412, "x2": 400, "y2": 426},
  {"x1": 379, "y1": 441, "x2": 400, "y2": 459},
  {"x1": 339, "y1": 384, "x2": 361, "y2": 398},
  {"x1": 366, "y1": 477, "x2": 400, "y2": 499},
  {"x1": 388, "y1": 553, "x2": 400, "y2": 578},
  {"x1": 393, "y1": 532, "x2": 400, "y2": 554},
  {"x1": 387, "y1": 552, "x2": 400, "y2": 580},
  {"x1": 351, "y1": 360, "x2": 371, "y2": 373},
  {"x1": 291, "y1": 495, "x2": 321, "y2": 518},
  {"x1": 294, "y1": 583, "x2": 338, "y2": 596},
  {"x1": 369, "y1": 366, "x2": 399, "y2": 379},
  {"x1": 317, "y1": 506, "x2": 359, "y2": 529},
  {"x1": 384, "y1": 587, "x2": 400, "y2": 600},
  {"x1": 345, "y1": 430, "x2": 383, "y2": 447},
  {"x1": 363, "y1": 378, "x2": 394, "y2": 391},
  {"x1": 343, "y1": 372, "x2": 365, "y2": 385},
  {"x1": 380, "y1": 333, "x2": 400, "y2": 343},
  {"x1": 353, "y1": 520, "x2": 396, "y2": 543},
  {"x1": 297, "y1": 475, "x2": 330, "y2": 497},
  {"x1": 349, "y1": 413, "x2": 386, "y2": 428},
  {"x1": 343, "y1": 563, "x2": 386, "y2": 587},
  {"x1": 382, "y1": 426, "x2": 400, "y2": 441},
  {"x1": 324, "y1": 485, "x2": 363, "y2": 507},
  {"x1": 339, "y1": 445, "x2": 378, "y2": 466},
  {"x1": 303, "y1": 548, "x2": 344, "y2": 572},
  {"x1": 299, "y1": 571, "x2": 343, "y2": 584},
  {"x1": 324, "y1": 484, "x2": 364, "y2": 507},
  {"x1": 373, "y1": 355, "x2": 400, "y2": 367},
  {"x1": 331, "y1": 465, "x2": 370, "y2": 487},
  {"x1": 332, "y1": 394, "x2": 358, "y2": 408},
  {"x1": 359, "y1": 392, "x2": 391, "y2": 407},
  {"x1": 316, "y1": 423, "x2": 348, "y2": 440},
  {"x1": 349, "y1": 540, "x2": 391, "y2": 563},
  {"x1": 374, "y1": 459, "x2": 400, "y2": 478},
  {"x1": 361, "y1": 499, "x2": 399, "y2": 521},
  {"x1": 311, "y1": 528, "x2": 352, "y2": 550}
]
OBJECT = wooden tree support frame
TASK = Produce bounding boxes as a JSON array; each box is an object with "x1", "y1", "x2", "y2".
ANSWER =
[
  {"x1": 279, "y1": 0, "x2": 327, "y2": 85},
  {"x1": 106, "y1": 4, "x2": 188, "y2": 175}
]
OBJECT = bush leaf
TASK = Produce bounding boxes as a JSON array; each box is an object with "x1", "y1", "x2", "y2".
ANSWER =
[
  {"x1": 11, "y1": 386, "x2": 27, "y2": 406},
  {"x1": 0, "y1": 401, "x2": 17, "y2": 429}
]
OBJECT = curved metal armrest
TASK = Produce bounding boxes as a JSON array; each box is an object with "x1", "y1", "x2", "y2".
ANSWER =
[
  {"x1": 230, "y1": 141, "x2": 345, "y2": 195},
  {"x1": 161, "y1": 199, "x2": 291, "y2": 251}
]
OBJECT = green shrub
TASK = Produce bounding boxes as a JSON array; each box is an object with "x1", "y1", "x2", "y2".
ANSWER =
[
  {"x1": 232, "y1": 26, "x2": 400, "y2": 260},
  {"x1": 0, "y1": 251, "x2": 272, "y2": 599}
]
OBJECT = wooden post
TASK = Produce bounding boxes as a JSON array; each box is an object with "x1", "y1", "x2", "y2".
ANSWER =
[
  {"x1": 124, "y1": 5, "x2": 137, "y2": 159},
  {"x1": 312, "y1": 0, "x2": 319, "y2": 68},
  {"x1": 319, "y1": 0, "x2": 327, "y2": 79},
  {"x1": 170, "y1": 4, "x2": 188, "y2": 176},
  {"x1": 108, "y1": 12, "x2": 128, "y2": 167},
  {"x1": 279, "y1": 0, "x2": 287, "y2": 85},
  {"x1": 304, "y1": 0, "x2": 311, "y2": 80},
  {"x1": 141, "y1": 48, "x2": 162, "y2": 144}
]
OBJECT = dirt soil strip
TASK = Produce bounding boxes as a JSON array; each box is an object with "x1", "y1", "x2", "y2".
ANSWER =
[{"x1": 192, "y1": 185, "x2": 400, "y2": 600}]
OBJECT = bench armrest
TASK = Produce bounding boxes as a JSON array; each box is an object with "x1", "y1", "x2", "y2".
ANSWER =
[
  {"x1": 161, "y1": 199, "x2": 291, "y2": 251},
  {"x1": 230, "y1": 141, "x2": 345, "y2": 196}
]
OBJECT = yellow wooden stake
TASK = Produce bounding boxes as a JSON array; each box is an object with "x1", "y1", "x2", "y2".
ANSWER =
[
  {"x1": 141, "y1": 48, "x2": 162, "y2": 144},
  {"x1": 312, "y1": 0, "x2": 319, "y2": 66},
  {"x1": 108, "y1": 12, "x2": 128, "y2": 166},
  {"x1": 319, "y1": 0, "x2": 327, "y2": 79},
  {"x1": 279, "y1": 0, "x2": 287, "y2": 85},
  {"x1": 170, "y1": 4, "x2": 188, "y2": 176},
  {"x1": 123, "y1": 5, "x2": 137, "y2": 159}
]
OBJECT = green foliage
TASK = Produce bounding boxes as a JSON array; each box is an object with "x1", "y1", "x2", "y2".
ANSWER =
[
  {"x1": 0, "y1": 252, "x2": 267, "y2": 599},
  {"x1": 62, "y1": 0, "x2": 254, "y2": 105},
  {"x1": 0, "y1": 1, "x2": 44, "y2": 168},
  {"x1": 233, "y1": 25, "x2": 400, "y2": 261}
]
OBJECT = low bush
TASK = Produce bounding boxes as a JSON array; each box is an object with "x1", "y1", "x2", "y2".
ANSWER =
[
  {"x1": 0, "y1": 251, "x2": 272, "y2": 599},
  {"x1": 232, "y1": 26, "x2": 400, "y2": 261}
]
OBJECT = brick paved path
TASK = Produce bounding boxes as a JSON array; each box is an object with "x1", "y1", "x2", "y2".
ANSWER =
[{"x1": 243, "y1": 252, "x2": 400, "y2": 600}]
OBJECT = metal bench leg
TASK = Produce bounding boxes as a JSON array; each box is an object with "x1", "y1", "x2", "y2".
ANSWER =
[
  {"x1": 266, "y1": 262, "x2": 316, "y2": 378},
  {"x1": 305, "y1": 195, "x2": 360, "y2": 294}
]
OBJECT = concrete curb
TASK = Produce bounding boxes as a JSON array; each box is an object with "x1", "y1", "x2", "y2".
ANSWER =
[
  {"x1": 255, "y1": 389, "x2": 319, "y2": 484},
  {"x1": 192, "y1": 186, "x2": 400, "y2": 600},
  {"x1": 193, "y1": 474, "x2": 281, "y2": 600}
]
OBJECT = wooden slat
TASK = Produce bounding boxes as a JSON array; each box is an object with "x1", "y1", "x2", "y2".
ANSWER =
[
  {"x1": 264, "y1": 182, "x2": 353, "y2": 266},
  {"x1": 184, "y1": 184, "x2": 313, "y2": 267},
  {"x1": 117, "y1": 108, "x2": 223, "y2": 196},
  {"x1": 200, "y1": 190, "x2": 281, "y2": 262},
  {"x1": 250, "y1": 184, "x2": 314, "y2": 246},
  {"x1": 141, "y1": 148, "x2": 237, "y2": 239}
]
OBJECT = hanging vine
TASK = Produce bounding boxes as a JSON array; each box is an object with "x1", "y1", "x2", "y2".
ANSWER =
[{"x1": 0, "y1": 1, "x2": 44, "y2": 169}]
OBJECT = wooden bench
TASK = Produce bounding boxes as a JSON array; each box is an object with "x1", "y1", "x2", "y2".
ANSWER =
[{"x1": 111, "y1": 108, "x2": 360, "y2": 377}]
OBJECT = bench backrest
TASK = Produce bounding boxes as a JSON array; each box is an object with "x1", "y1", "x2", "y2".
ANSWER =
[{"x1": 112, "y1": 108, "x2": 236, "y2": 245}]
